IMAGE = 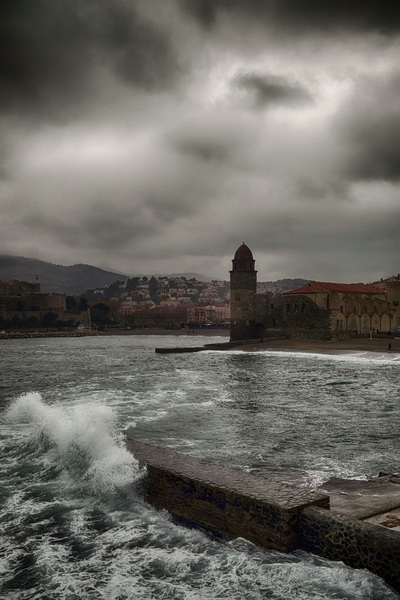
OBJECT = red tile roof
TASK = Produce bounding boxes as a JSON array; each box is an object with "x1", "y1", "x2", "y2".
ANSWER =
[{"x1": 284, "y1": 281, "x2": 385, "y2": 296}]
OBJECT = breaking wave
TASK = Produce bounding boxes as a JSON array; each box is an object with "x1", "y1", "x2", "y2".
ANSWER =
[{"x1": 4, "y1": 392, "x2": 142, "y2": 495}]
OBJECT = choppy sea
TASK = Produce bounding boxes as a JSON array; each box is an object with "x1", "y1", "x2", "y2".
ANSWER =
[{"x1": 1, "y1": 334, "x2": 399, "y2": 599}]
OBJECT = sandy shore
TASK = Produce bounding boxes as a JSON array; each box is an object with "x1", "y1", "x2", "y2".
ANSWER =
[{"x1": 240, "y1": 337, "x2": 399, "y2": 355}]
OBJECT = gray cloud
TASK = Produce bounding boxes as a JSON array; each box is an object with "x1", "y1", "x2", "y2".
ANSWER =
[
  {"x1": 0, "y1": 0, "x2": 179, "y2": 121},
  {"x1": 234, "y1": 72, "x2": 313, "y2": 109},
  {"x1": 335, "y1": 74, "x2": 400, "y2": 181},
  {"x1": 181, "y1": 0, "x2": 400, "y2": 35},
  {"x1": 1, "y1": 0, "x2": 400, "y2": 283}
]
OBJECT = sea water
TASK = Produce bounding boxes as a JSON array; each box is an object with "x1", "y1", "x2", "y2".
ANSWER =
[{"x1": 0, "y1": 334, "x2": 399, "y2": 599}]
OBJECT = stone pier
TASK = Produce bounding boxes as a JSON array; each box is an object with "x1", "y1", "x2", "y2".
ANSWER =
[
  {"x1": 126, "y1": 440, "x2": 328, "y2": 552},
  {"x1": 126, "y1": 440, "x2": 400, "y2": 593}
]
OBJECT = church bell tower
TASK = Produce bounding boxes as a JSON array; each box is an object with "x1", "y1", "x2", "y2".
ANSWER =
[{"x1": 230, "y1": 243, "x2": 257, "y2": 341}]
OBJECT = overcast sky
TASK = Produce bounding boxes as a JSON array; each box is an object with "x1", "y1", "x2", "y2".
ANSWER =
[{"x1": 1, "y1": 1, "x2": 400, "y2": 282}]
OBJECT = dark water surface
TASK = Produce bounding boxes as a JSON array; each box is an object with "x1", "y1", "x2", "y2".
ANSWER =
[{"x1": 1, "y1": 335, "x2": 399, "y2": 599}]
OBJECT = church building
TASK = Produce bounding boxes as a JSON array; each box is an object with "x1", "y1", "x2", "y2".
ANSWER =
[{"x1": 229, "y1": 243, "x2": 398, "y2": 342}]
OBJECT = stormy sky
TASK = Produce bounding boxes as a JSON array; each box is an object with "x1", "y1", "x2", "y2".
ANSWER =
[{"x1": 1, "y1": 1, "x2": 400, "y2": 283}]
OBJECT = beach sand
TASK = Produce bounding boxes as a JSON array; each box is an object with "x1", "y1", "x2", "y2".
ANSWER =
[{"x1": 239, "y1": 336, "x2": 399, "y2": 355}]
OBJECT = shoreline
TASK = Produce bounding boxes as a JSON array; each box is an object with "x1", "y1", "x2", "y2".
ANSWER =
[
  {"x1": 0, "y1": 329, "x2": 398, "y2": 356},
  {"x1": 238, "y1": 337, "x2": 399, "y2": 355},
  {"x1": 0, "y1": 328, "x2": 230, "y2": 340}
]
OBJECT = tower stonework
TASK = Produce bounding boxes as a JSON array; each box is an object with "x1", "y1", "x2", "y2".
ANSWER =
[{"x1": 230, "y1": 243, "x2": 257, "y2": 341}]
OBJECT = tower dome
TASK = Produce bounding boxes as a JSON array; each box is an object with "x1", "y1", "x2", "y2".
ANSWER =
[
  {"x1": 234, "y1": 243, "x2": 253, "y2": 261},
  {"x1": 231, "y1": 243, "x2": 255, "y2": 272}
]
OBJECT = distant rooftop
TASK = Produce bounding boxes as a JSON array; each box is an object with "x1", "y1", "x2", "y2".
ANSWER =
[{"x1": 284, "y1": 281, "x2": 385, "y2": 296}]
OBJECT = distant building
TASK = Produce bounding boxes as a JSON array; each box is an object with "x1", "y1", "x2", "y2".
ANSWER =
[
  {"x1": 0, "y1": 279, "x2": 89, "y2": 327},
  {"x1": 0, "y1": 280, "x2": 66, "y2": 313},
  {"x1": 125, "y1": 307, "x2": 187, "y2": 329},
  {"x1": 374, "y1": 274, "x2": 400, "y2": 332},
  {"x1": 229, "y1": 244, "x2": 397, "y2": 342},
  {"x1": 187, "y1": 302, "x2": 230, "y2": 324},
  {"x1": 267, "y1": 281, "x2": 391, "y2": 339},
  {"x1": 229, "y1": 243, "x2": 258, "y2": 341},
  {"x1": 0, "y1": 280, "x2": 40, "y2": 296}
]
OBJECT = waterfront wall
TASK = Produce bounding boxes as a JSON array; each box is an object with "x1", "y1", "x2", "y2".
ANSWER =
[
  {"x1": 127, "y1": 440, "x2": 400, "y2": 593},
  {"x1": 127, "y1": 440, "x2": 328, "y2": 553},
  {"x1": 300, "y1": 506, "x2": 400, "y2": 594},
  {"x1": 155, "y1": 338, "x2": 263, "y2": 353}
]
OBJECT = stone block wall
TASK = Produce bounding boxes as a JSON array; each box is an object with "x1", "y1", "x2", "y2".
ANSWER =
[
  {"x1": 144, "y1": 463, "x2": 299, "y2": 552},
  {"x1": 126, "y1": 441, "x2": 400, "y2": 594},
  {"x1": 230, "y1": 271, "x2": 257, "y2": 341},
  {"x1": 300, "y1": 506, "x2": 400, "y2": 593},
  {"x1": 258, "y1": 295, "x2": 332, "y2": 340},
  {"x1": 127, "y1": 440, "x2": 328, "y2": 553}
]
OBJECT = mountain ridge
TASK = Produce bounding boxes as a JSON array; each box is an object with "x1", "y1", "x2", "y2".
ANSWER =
[
  {"x1": 0, "y1": 256, "x2": 214, "y2": 295},
  {"x1": 0, "y1": 255, "x2": 129, "y2": 295}
]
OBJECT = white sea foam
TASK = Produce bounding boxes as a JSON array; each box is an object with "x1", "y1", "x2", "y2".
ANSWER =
[
  {"x1": 256, "y1": 348, "x2": 400, "y2": 364},
  {"x1": 5, "y1": 392, "x2": 141, "y2": 494}
]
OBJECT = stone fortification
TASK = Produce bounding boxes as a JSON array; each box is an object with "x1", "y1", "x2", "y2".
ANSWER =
[
  {"x1": 126, "y1": 440, "x2": 400, "y2": 593},
  {"x1": 127, "y1": 440, "x2": 328, "y2": 553}
]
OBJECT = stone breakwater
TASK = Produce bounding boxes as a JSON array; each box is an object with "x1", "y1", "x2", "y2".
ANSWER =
[
  {"x1": 127, "y1": 440, "x2": 329, "y2": 553},
  {"x1": 127, "y1": 440, "x2": 400, "y2": 594},
  {"x1": 0, "y1": 331, "x2": 101, "y2": 340}
]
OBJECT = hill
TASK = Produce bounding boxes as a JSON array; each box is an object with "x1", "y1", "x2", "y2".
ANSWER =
[
  {"x1": 0, "y1": 255, "x2": 309, "y2": 296},
  {"x1": 0, "y1": 256, "x2": 128, "y2": 295}
]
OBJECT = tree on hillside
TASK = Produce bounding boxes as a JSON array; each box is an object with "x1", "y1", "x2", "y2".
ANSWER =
[
  {"x1": 90, "y1": 303, "x2": 115, "y2": 329},
  {"x1": 148, "y1": 276, "x2": 159, "y2": 303},
  {"x1": 126, "y1": 277, "x2": 140, "y2": 292}
]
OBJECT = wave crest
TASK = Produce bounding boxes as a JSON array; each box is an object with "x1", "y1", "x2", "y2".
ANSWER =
[{"x1": 5, "y1": 392, "x2": 141, "y2": 494}]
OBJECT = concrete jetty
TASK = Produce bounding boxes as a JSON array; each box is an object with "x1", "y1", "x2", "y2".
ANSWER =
[
  {"x1": 155, "y1": 339, "x2": 262, "y2": 353},
  {"x1": 127, "y1": 440, "x2": 400, "y2": 593}
]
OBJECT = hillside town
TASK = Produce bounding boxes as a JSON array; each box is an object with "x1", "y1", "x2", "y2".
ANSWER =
[
  {"x1": 1, "y1": 257, "x2": 399, "y2": 338},
  {"x1": 0, "y1": 275, "x2": 233, "y2": 331}
]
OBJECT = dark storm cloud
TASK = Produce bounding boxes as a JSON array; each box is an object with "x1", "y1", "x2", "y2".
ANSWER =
[
  {"x1": 172, "y1": 137, "x2": 230, "y2": 162},
  {"x1": 337, "y1": 73, "x2": 400, "y2": 181},
  {"x1": 0, "y1": 0, "x2": 178, "y2": 120},
  {"x1": 1, "y1": 0, "x2": 400, "y2": 282},
  {"x1": 168, "y1": 122, "x2": 236, "y2": 163},
  {"x1": 181, "y1": 0, "x2": 400, "y2": 35},
  {"x1": 234, "y1": 72, "x2": 312, "y2": 109}
]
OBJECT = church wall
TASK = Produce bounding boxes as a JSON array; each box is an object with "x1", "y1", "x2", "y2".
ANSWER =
[
  {"x1": 386, "y1": 279, "x2": 400, "y2": 330},
  {"x1": 327, "y1": 292, "x2": 391, "y2": 334},
  {"x1": 257, "y1": 295, "x2": 332, "y2": 340}
]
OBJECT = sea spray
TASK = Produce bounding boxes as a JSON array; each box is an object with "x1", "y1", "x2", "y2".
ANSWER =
[
  {"x1": 5, "y1": 392, "x2": 142, "y2": 495},
  {"x1": 1, "y1": 336, "x2": 400, "y2": 599}
]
